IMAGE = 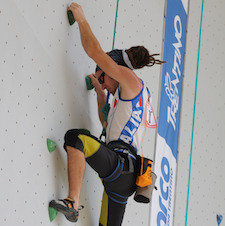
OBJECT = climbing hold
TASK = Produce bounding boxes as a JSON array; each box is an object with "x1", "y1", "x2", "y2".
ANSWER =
[
  {"x1": 47, "y1": 138, "x2": 57, "y2": 152},
  {"x1": 217, "y1": 214, "x2": 223, "y2": 226},
  {"x1": 85, "y1": 76, "x2": 94, "y2": 90},
  {"x1": 102, "y1": 103, "x2": 110, "y2": 122},
  {"x1": 67, "y1": 10, "x2": 76, "y2": 26},
  {"x1": 48, "y1": 207, "x2": 58, "y2": 222},
  {"x1": 79, "y1": 128, "x2": 91, "y2": 134}
]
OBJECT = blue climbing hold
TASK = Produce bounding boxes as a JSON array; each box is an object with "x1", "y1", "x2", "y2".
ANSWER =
[{"x1": 217, "y1": 214, "x2": 223, "y2": 226}]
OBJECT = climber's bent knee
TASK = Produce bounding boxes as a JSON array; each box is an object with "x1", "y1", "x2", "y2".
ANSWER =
[
  {"x1": 64, "y1": 129, "x2": 85, "y2": 152},
  {"x1": 64, "y1": 129, "x2": 101, "y2": 158}
]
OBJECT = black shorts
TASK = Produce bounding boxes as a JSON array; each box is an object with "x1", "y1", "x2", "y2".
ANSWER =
[{"x1": 64, "y1": 129, "x2": 137, "y2": 226}]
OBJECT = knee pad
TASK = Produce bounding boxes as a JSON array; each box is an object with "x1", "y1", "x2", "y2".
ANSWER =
[{"x1": 64, "y1": 129, "x2": 84, "y2": 152}]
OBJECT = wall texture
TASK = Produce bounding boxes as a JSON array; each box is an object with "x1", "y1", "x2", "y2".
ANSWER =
[
  {"x1": 0, "y1": 0, "x2": 224, "y2": 226},
  {"x1": 175, "y1": 0, "x2": 225, "y2": 226}
]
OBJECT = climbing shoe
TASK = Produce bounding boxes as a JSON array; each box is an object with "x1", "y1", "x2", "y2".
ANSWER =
[{"x1": 49, "y1": 197, "x2": 83, "y2": 222}]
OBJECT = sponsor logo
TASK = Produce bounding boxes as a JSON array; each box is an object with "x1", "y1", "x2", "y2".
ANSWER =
[
  {"x1": 157, "y1": 157, "x2": 174, "y2": 226},
  {"x1": 165, "y1": 15, "x2": 183, "y2": 131}
]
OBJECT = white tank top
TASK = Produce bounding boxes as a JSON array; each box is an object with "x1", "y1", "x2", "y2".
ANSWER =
[{"x1": 106, "y1": 80, "x2": 151, "y2": 153}]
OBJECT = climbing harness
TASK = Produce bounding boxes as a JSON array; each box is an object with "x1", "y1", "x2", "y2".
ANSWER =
[{"x1": 101, "y1": 140, "x2": 138, "y2": 205}]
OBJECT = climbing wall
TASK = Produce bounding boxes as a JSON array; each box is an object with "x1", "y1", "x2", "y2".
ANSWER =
[
  {"x1": 0, "y1": 0, "x2": 164, "y2": 225},
  {"x1": 1, "y1": 0, "x2": 225, "y2": 226},
  {"x1": 174, "y1": 0, "x2": 225, "y2": 226}
]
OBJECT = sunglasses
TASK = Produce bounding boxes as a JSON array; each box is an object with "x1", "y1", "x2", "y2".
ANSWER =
[{"x1": 98, "y1": 71, "x2": 105, "y2": 84}]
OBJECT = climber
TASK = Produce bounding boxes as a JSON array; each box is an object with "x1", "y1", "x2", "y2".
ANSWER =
[{"x1": 49, "y1": 3, "x2": 164, "y2": 226}]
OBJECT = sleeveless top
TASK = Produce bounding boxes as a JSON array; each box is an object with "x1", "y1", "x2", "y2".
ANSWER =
[{"x1": 106, "y1": 80, "x2": 151, "y2": 153}]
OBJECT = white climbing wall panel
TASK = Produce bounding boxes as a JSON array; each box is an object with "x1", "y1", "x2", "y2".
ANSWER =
[
  {"x1": 174, "y1": 0, "x2": 225, "y2": 226},
  {"x1": 0, "y1": 0, "x2": 225, "y2": 226},
  {"x1": 0, "y1": 0, "x2": 164, "y2": 225}
]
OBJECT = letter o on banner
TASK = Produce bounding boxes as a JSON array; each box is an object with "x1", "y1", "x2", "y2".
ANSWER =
[
  {"x1": 161, "y1": 157, "x2": 170, "y2": 183},
  {"x1": 157, "y1": 211, "x2": 167, "y2": 226},
  {"x1": 174, "y1": 15, "x2": 182, "y2": 39}
]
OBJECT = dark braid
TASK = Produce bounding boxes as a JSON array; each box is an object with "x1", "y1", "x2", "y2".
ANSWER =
[{"x1": 126, "y1": 46, "x2": 166, "y2": 69}]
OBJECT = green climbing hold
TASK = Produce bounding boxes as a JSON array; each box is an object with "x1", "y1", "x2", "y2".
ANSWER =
[
  {"x1": 79, "y1": 128, "x2": 91, "y2": 134},
  {"x1": 102, "y1": 103, "x2": 110, "y2": 121},
  {"x1": 48, "y1": 207, "x2": 57, "y2": 222},
  {"x1": 47, "y1": 138, "x2": 57, "y2": 152},
  {"x1": 67, "y1": 10, "x2": 76, "y2": 26},
  {"x1": 85, "y1": 76, "x2": 94, "y2": 90}
]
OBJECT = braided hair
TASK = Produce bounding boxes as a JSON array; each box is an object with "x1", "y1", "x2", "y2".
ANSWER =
[
  {"x1": 126, "y1": 46, "x2": 166, "y2": 69},
  {"x1": 95, "y1": 46, "x2": 165, "y2": 72}
]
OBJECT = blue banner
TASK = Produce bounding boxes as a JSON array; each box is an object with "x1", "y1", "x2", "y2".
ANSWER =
[
  {"x1": 150, "y1": 0, "x2": 188, "y2": 225},
  {"x1": 158, "y1": 0, "x2": 187, "y2": 160}
]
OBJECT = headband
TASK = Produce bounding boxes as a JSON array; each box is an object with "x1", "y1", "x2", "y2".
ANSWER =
[
  {"x1": 95, "y1": 49, "x2": 135, "y2": 72},
  {"x1": 122, "y1": 49, "x2": 135, "y2": 70}
]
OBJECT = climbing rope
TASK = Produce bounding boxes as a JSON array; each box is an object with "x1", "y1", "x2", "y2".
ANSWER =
[
  {"x1": 185, "y1": 1, "x2": 205, "y2": 225},
  {"x1": 99, "y1": 0, "x2": 119, "y2": 141}
]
